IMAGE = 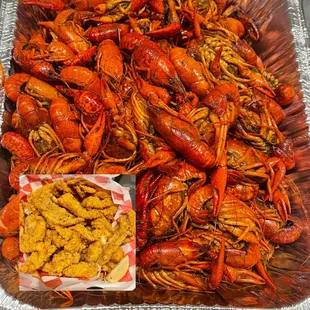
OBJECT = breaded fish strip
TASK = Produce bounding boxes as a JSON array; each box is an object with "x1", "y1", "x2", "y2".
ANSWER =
[
  {"x1": 110, "y1": 247, "x2": 125, "y2": 264},
  {"x1": 95, "y1": 190, "x2": 111, "y2": 199},
  {"x1": 20, "y1": 241, "x2": 56, "y2": 273},
  {"x1": 82, "y1": 196, "x2": 115, "y2": 209},
  {"x1": 57, "y1": 193, "x2": 107, "y2": 220},
  {"x1": 126, "y1": 210, "x2": 136, "y2": 237},
  {"x1": 27, "y1": 185, "x2": 84, "y2": 227},
  {"x1": 101, "y1": 206, "x2": 118, "y2": 220},
  {"x1": 64, "y1": 231, "x2": 83, "y2": 253},
  {"x1": 92, "y1": 217, "x2": 114, "y2": 233},
  {"x1": 53, "y1": 179, "x2": 73, "y2": 196},
  {"x1": 53, "y1": 226, "x2": 84, "y2": 252},
  {"x1": 75, "y1": 184, "x2": 97, "y2": 199},
  {"x1": 71, "y1": 224, "x2": 95, "y2": 242},
  {"x1": 97, "y1": 229, "x2": 127, "y2": 266},
  {"x1": 54, "y1": 224, "x2": 95, "y2": 243},
  {"x1": 85, "y1": 240, "x2": 103, "y2": 262},
  {"x1": 54, "y1": 225, "x2": 73, "y2": 240},
  {"x1": 42, "y1": 250, "x2": 80, "y2": 276},
  {"x1": 42, "y1": 209, "x2": 84, "y2": 227},
  {"x1": 91, "y1": 217, "x2": 114, "y2": 240},
  {"x1": 46, "y1": 230, "x2": 67, "y2": 248},
  {"x1": 20, "y1": 215, "x2": 46, "y2": 253},
  {"x1": 67, "y1": 178, "x2": 103, "y2": 192},
  {"x1": 63, "y1": 262, "x2": 99, "y2": 278}
]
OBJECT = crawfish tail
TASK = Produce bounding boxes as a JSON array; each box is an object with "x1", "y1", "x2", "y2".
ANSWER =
[{"x1": 147, "y1": 103, "x2": 215, "y2": 168}]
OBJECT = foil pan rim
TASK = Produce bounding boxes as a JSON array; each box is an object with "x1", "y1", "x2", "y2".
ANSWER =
[
  {"x1": 290, "y1": 0, "x2": 310, "y2": 128},
  {"x1": 1, "y1": 0, "x2": 310, "y2": 309}
]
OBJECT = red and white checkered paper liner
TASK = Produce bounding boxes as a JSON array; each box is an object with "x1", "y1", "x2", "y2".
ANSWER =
[{"x1": 19, "y1": 174, "x2": 136, "y2": 291}]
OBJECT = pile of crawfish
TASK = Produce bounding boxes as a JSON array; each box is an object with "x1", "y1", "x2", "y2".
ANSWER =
[{"x1": 0, "y1": 0, "x2": 303, "y2": 293}]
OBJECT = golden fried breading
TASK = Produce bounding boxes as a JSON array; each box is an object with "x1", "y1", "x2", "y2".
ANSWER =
[
  {"x1": 101, "y1": 265, "x2": 112, "y2": 273},
  {"x1": 20, "y1": 241, "x2": 57, "y2": 274},
  {"x1": 64, "y1": 231, "x2": 83, "y2": 253},
  {"x1": 27, "y1": 184, "x2": 84, "y2": 227},
  {"x1": 107, "y1": 261, "x2": 116, "y2": 269},
  {"x1": 71, "y1": 224, "x2": 95, "y2": 242},
  {"x1": 67, "y1": 178, "x2": 103, "y2": 192},
  {"x1": 22, "y1": 200, "x2": 38, "y2": 217},
  {"x1": 96, "y1": 215, "x2": 130, "y2": 266},
  {"x1": 97, "y1": 229, "x2": 127, "y2": 267},
  {"x1": 82, "y1": 196, "x2": 115, "y2": 209},
  {"x1": 92, "y1": 217, "x2": 114, "y2": 233},
  {"x1": 53, "y1": 179, "x2": 73, "y2": 196},
  {"x1": 42, "y1": 208, "x2": 84, "y2": 227},
  {"x1": 46, "y1": 230, "x2": 67, "y2": 248},
  {"x1": 110, "y1": 247, "x2": 125, "y2": 264},
  {"x1": 57, "y1": 193, "x2": 108, "y2": 220},
  {"x1": 119, "y1": 213, "x2": 129, "y2": 230},
  {"x1": 52, "y1": 226, "x2": 83, "y2": 252},
  {"x1": 54, "y1": 224, "x2": 95, "y2": 243},
  {"x1": 63, "y1": 262, "x2": 99, "y2": 278},
  {"x1": 20, "y1": 214, "x2": 46, "y2": 253},
  {"x1": 91, "y1": 217, "x2": 114, "y2": 240},
  {"x1": 80, "y1": 184, "x2": 97, "y2": 194},
  {"x1": 75, "y1": 184, "x2": 97, "y2": 200},
  {"x1": 126, "y1": 210, "x2": 136, "y2": 237},
  {"x1": 42, "y1": 250, "x2": 80, "y2": 276},
  {"x1": 101, "y1": 206, "x2": 118, "y2": 220},
  {"x1": 95, "y1": 190, "x2": 111, "y2": 199},
  {"x1": 54, "y1": 225, "x2": 73, "y2": 240},
  {"x1": 84, "y1": 240, "x2": 103, "y2": 262}
]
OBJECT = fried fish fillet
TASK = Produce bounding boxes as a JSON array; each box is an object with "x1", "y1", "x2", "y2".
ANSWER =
[
  {"x1": 63, "y1": 262, "x2": 99, "y2": 278},
  {"x1": 110, "y1": 247, "x2": 125, "y2": 264},
  {"x1": 95, "y1": 190, "x2": 112, "y2": 199},
  {"x1": 20, "y1": 241, "x2": 57, "y2": 274},
  {"x1": 42, "y1": 250, "x2": 80, "y2": 276},
  {"x1": 82, "y1": 196, "x2": 116, "y2": 209},
  {"x1": 97, "y1": 229, "x2": 128, "y2": 267},
  {"x1": 20, "y1": 214, "x2": 46, "y2": 253},
  {"x1": 53, "y1": 179, "x2": 73, "y2": 196},
  {"x1": 46, "y1": 229, "x2": 67, "y2": 248},
  {"x1": 27, "y1": 184, "x2": 84, "y2": 227},
  {"x1": 71, "y1": 224, "x2": 95, "y2": 242},
  {"x1": 57, "y1": 193, "x2": 108, "y2": 220},
  {"x1": 85, "y1": 240, "x2": 103, "y2": 262},
  {"x1": 91, "y1": 217, "x2": 114, "y2": 240},
  {"x1": 53, "y1": 226, "x2": 84, "y2": 252}
]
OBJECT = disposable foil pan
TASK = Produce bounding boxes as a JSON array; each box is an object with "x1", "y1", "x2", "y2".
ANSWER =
[{"x1": 1, "y1": 0, "x2": 310, "y2": 309}]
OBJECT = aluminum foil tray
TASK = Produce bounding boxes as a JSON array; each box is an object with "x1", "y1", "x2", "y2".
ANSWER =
[{"x1": 1, "y1": 0, "x2": 310, "y2": 309}]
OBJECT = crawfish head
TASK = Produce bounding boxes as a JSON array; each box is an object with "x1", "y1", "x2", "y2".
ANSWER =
[{"x1": 119, "y1": 32, "x2": 146, "y2": 52}]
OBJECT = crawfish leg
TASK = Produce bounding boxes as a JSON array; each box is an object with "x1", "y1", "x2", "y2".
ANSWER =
[
  {"x1": 212, "y1": 152, "x2": 227, "y2": 217},
  {"x1": 135, "y1": 66, "x2": 152, "y2": 82},
  {"x1": 171, "y1": 196, "x2": 189, "y2": 233},
  {"x1": 211, "y1": 237, "x2": 225, "y2": 288},
  {"x1": 147, "y1": 0, "x2": 181, "y2": 38},
  {"x1": 210, "y1": 46, "x2": 223, "y2": 77},
  {"x1": 255, "y1": 261, "x2": 276, "y2": 290}
]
